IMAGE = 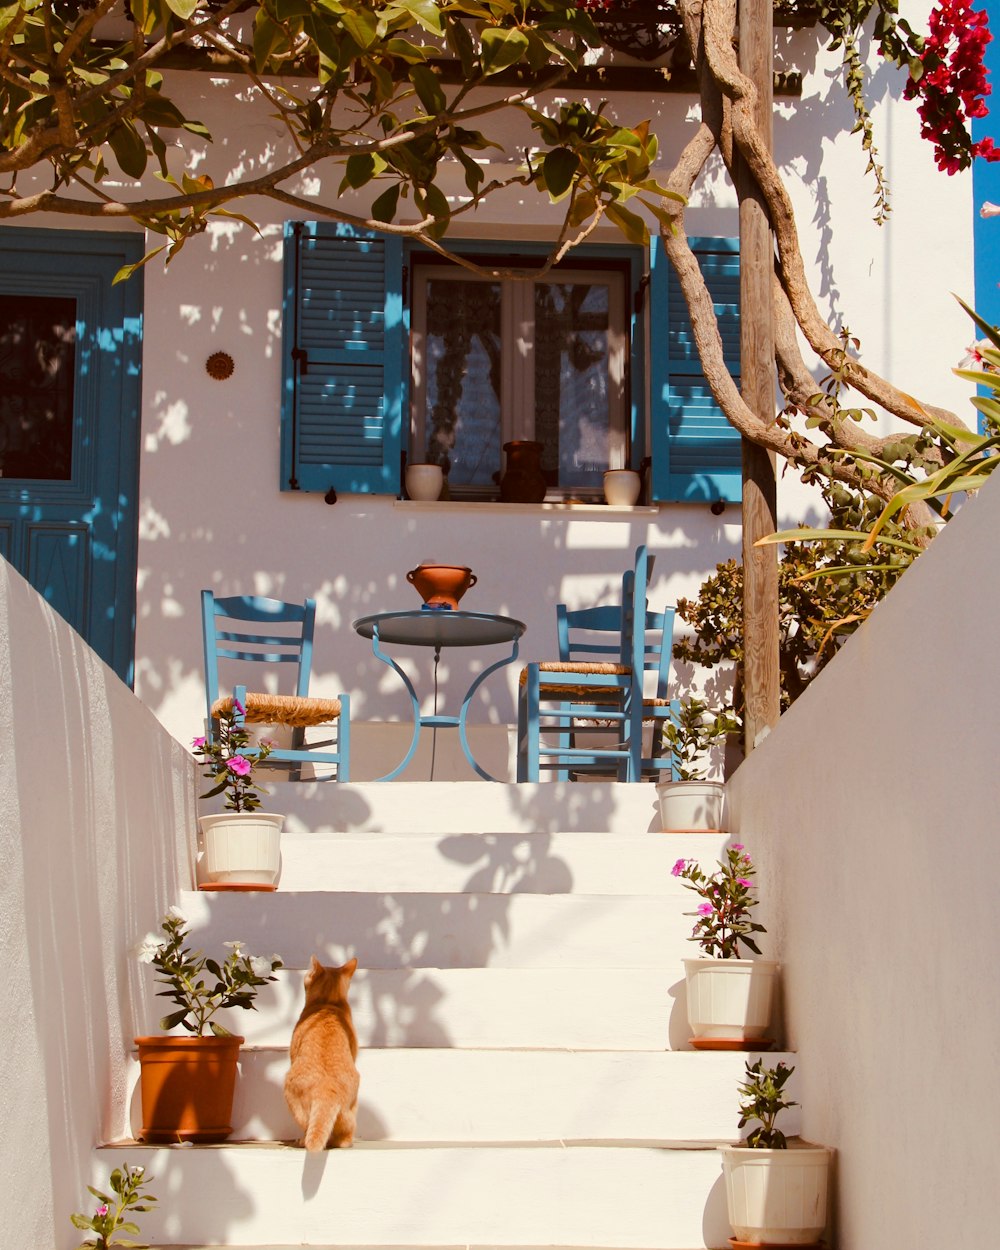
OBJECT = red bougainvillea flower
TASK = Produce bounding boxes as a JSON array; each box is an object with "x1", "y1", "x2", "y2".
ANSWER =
[{"x1": 903, "y1": 0, "x2": 1000, "y2": 173}]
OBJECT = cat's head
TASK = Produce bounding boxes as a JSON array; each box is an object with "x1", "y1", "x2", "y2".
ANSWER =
[{"x1": 303, "y1": 955, "x2": 358, "y2": 1003}]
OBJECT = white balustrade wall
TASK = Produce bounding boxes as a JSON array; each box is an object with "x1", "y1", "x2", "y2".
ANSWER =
[
  {"x1": 728, "y1": 472, "x2": 1000, "y2": 1249},
  {"x1": 0, "y1": 560, "x2": 197, "y2": 1250}
]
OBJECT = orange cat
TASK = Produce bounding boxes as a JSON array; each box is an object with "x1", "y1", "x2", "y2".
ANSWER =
[{"x1": 284, "y1": 956, "x2": 360, "y2": 1151}]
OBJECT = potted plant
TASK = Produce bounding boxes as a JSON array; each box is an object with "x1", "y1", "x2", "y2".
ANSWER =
[
  {"x1": 193, "y1": 699, "x2": 283, "y2": 890},
  {"x1": 656, "y1": 697, "x2": 736, "y2": 832},
  {"x1": 673, "y1": 844, "x2": 779, "y2": 1047},
  {"x1": 720, "y1": 1059, "x2": 834, "y2": 1247},
  {"x1": 71, "y1": 1162, "x2": 156, "y2": 1250},
  {"x1": 133, "y1": 907, "x2": 282, "y2": 1142}
]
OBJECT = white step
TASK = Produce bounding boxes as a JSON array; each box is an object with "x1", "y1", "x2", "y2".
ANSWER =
[
  {"x1": 270, "y1": 829, "x2": 727, "y2": 894},
  {"x1": 136, "y1": 966, "x2": 688, "y2": 1049},
  {"x1": 95, "y1": 1141, "x2": 734, "y2": 1249},
  {"x1": 270, "y1": 781, "x2": 667, "y2": 836},
  {"x1": 175, "y1": 889, "x2": 699, "y2": 970},
  {"x1": 124, "y1": 1047, "x2": 800, "y2": 1144}
]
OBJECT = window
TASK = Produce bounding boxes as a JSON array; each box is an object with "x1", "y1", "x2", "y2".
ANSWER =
[
  {"x1": 409, "y1": 258, "x2": 628, "y2": 498},
  {"x1": 281, "y1": 221, "x2": 743, "y2": 505}
]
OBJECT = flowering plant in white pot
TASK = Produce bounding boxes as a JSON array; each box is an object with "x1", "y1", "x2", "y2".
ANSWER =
[
  {"x1": 192, "y1": 701, "x2": 284, "y2": 888},
  {"x1": 672, "y1": 842, "x2": 765, "y2": 958},
  {"x1": 133, "y1": 908, "x2": 284, "y2": 1143},
  {"x1": 192, "y1": 699, "x2": 275, "y2": 812},
  {"x1": 672, "y1": 845, "x2": 778, "y2": 1046},
  {"x1": 721, "y1": 1059, "x2": 833, "y2": 1245}
]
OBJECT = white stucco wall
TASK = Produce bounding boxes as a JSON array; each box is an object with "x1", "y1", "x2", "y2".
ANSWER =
[
  {"x1": 0, "y1": 561, "x2": 197, "y2": 1250},
  {"x1": 726, "y1": 473, "x2": 1000, "y2": 1249}
]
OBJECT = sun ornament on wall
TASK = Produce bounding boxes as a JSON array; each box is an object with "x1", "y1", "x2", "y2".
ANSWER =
[{"x1": 205, "y1": 351, "x2": 235, "y2": 381}]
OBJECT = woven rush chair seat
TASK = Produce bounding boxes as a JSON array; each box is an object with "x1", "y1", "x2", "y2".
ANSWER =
[
  {"x1": 211, "y1": 692, "x2": 343, "y2": 728},
  {"x1": 518, "y1": 661, "x2": 631, "y2": 702}
]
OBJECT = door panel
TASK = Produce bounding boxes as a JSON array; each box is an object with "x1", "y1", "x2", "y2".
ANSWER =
[
  {"x1": 0, "y1": 228, "x2": 144, "y2": 684},
  {"x1": 26, "y1": 524, "x2": 90, "y2": 636}
]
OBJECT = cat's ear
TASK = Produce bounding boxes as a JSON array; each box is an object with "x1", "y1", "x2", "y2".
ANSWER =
[
  {"x1": 305, "y1": 955, "x2": 322, "y2": 983},
  {"x1": 342, "y1": 956, "x2": 358, "y2": 979}
]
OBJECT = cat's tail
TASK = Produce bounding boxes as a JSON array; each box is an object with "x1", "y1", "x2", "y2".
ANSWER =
[{"x1": 303, "y1": 1099, "x2": 341, "y2": 1152}]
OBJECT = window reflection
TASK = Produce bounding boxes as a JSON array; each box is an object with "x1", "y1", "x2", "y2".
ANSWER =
[{"x1": 0, "y1": 295, "x2": 76, "y2": 480}]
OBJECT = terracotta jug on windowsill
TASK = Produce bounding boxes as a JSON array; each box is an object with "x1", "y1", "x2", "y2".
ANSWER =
[{"x1": 499, "y1": 440, "x2": 547, "y2": 503}]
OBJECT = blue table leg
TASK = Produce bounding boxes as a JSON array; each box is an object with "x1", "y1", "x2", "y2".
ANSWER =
[
  {"x1": 458, "y1": 636, "x2": 520, "y2": 781},
  {"x1": 368, "y1": 623, "x2": 425, "y2": 783},
  {"x1": 367, "y1": 629, "x2": 520, "y2": 782}
]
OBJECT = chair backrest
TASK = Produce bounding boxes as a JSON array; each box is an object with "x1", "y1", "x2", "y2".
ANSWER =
[{"x1": 201, "y1": 591, "x2": 317, "y2": 724}]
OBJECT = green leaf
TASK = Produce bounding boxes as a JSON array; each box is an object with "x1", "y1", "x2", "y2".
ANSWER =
[
  {"x1": 604, "y1": 200, "x2": 648, "y2": 245},
  {"x1": 253, "y1": 13, "x2": 286, "y2": 72},
  {"x1": 480, "y1": 27, "x2": 529, "y2": 75},
  {"x1": 370, "y1": 182, "x2": 401, "y2": 222},
  {"x1": 340, "y1": 4, "x2": 378, "y2": 49},
  {"x1": 162, "y1": 0, "x2": 200, "y2": 18},
  {"x1": 107, "y1": 122, "x2": 147, "y2": 179},
  {"x1": 135, "y1": 95, "x2": 187, "y2": 129},
  {"x1": 340, "y1": 151, "x2": 376, "y2": 193},
  {"x1": 541, "y1": 146, "x2": 578, "y2": 200},
  {"x1": 410, "y1": 64, "x2": 446, "y2": 115},
  {"x1": 396, "y1": 0, "x2": 443, "y2": 36},
  {"x1": 159, "y1": 1008, "x2": 189, "y2": 1030}
]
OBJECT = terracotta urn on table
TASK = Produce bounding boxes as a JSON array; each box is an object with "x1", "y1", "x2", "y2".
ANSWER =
[{"x1": 406, "y1": 563, "x2": 477, "y2": 610}]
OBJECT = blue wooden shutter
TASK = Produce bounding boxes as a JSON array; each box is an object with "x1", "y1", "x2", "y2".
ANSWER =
[
  {"x1": 281, "y1": 222, "x2": 405, "y2": 493},
  {"x1": 649, "y1": 235, "x2": 742, "y2": 503}
]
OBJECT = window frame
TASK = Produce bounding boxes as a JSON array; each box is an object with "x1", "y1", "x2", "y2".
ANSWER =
[{"x1": 404, "y1": 241, "x2": 645, "y2": 501}]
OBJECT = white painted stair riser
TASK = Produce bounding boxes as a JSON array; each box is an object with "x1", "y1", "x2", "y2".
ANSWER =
[
  {"x1": 121, "y1": 1047, "x2": 802, "y2": 1144},
  {"x1": 272, "y1": 828, "x2": 733, "y2": 894},
  {"x1": 94, "y1": 1143, "x2": 733, "y2": 1249},
  {"x1": 175, "y1": 889, "x2": 700, "y2": 970}
]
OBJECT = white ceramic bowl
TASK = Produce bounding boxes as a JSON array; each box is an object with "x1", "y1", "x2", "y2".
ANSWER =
[
  {"x1": 603, "y1": 469, "x2": 642, "y2": 506},
  {"x1": 405, "y1": 463, "x2": 444, "y2": 501}
]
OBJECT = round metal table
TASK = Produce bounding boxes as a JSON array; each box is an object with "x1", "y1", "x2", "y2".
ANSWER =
[{"x1": 353, "y1": 609, "x2": 526, "y2": 781}]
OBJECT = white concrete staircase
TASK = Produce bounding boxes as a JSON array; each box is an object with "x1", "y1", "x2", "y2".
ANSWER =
[{"x1": 98, "y1": 783, "x2": 798, "y2": 1250}]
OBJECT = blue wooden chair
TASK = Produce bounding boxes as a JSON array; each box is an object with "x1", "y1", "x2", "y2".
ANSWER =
[
  {"x1": 201, "y1": 591, "x2": 350, "y2": 781},
  {"x1": 516, "y1": 546, "x2": 677, "y2": 781}
]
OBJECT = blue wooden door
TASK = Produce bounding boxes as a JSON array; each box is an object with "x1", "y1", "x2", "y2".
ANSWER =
[{"x1": 0, "y1": 227, "x2": 144, "y2": 684}]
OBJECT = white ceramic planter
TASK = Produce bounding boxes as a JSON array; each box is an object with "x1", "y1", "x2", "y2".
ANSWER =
[
  {"x1": 405, "y1": 463, "x2": 443, "y2": 501},
  {"x1": 720, "y1": 1143, "x2": 833, "y2": 1245},
  {"x1": 683, "y1": 957, "x2": 779, "y2": 1043},
  {"x1": 602, "y1": 469, "x2": 642, "y2": 506},
  {"x1": 656, "y1": 779, "x2": 726, "y2": 832},
  {"x1": 199, "y1": 812, "x2": 284, "y2": 888}
]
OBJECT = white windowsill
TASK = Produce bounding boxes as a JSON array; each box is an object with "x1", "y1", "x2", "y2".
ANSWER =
[{"x1": 393, "y1": 500, "x2": 660, "y2": 515}]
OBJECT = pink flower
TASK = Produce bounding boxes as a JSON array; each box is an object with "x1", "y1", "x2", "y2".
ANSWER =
[
  {"x1": 191, "y1": 736, "x2": 206, "y2": 749},
  {"x1": 96, "y1": 1204, "x2": 109, "y2": 1217},
  {"x1": 227, "y1": 756, "x2": 252, "y2": 777},
  {"x1": 730, "y1": 843, "x2": 744, "y2": 852},
  {"x1": 960, "y1": 339, "x2": 992, "y2": 369},
  {"x1": 671, "y1": 858, "x2": 688, "y2": 877},
  {"x1": 697, "y1": 903, "x2": 714, "y2": 916},
  {"x1": 737, "y1": 877, "x2": 753, "y2": 888},
  {"x1": 233, "y1": 696, "x2": 246, "y2": 715}
]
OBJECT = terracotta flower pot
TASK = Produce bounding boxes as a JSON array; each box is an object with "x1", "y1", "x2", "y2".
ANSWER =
[
  {"x1": 135, "y1": 1034, "x2": 244, "y2": 1143},
  {"x1": 406, "y1": 563, "x2": 477, "y2": 609}
]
